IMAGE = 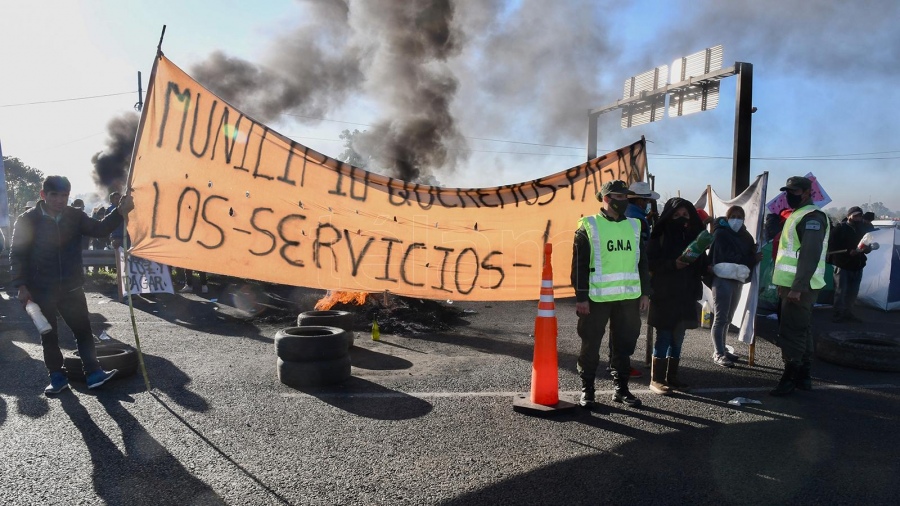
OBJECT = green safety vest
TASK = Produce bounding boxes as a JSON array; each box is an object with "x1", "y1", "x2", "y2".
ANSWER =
[
  {"x1": 773, "y1": 205, "x2": 830, "y2": 290},
  {"x1": 578, "y1": 214, "x2": 642, "y2": 302}
]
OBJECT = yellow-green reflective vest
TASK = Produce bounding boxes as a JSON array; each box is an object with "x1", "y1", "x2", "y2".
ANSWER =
[
  {"x1": 773, "y1": 205, "x2": 830, "y2": 290},
  {"x1": 578, "y1": 214, "x2": 642, "y2": 302}
]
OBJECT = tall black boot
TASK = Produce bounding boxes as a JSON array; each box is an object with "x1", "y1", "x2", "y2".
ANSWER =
[
  {"x1": 795, "y1": 362, "x2": 812, "y2": 391},
  {"x1": 578, "y1": 378, "x2": 595, "y2": 408},
  {"x1": 769, "y1": 362, "x2": 798, "y2": 396},
  {"x1": 611, "y1": 371, "x2": 642, "y2": 407}
]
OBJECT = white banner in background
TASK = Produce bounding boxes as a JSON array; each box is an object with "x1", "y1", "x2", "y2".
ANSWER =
[
  {"x1": 696, "y1": 173, "x2": 769, "y2": 344},
  {"x1": 117, "y1": 248, "x2": 174, "y2": 296}
]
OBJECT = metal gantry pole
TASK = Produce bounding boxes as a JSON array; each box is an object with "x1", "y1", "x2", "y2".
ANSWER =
[{"x1": 731, "y1": 62, "x2": 753, "y2": 198}]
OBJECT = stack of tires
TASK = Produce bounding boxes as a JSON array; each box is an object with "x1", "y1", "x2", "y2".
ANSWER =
[
  {"x1": 275, "y1": 326, "x2": 353, "y2": 388},
  {"x1": 64, "y1": 337, "x2": 139, "y2": 382},
  {"x1": 296, "y1": 310, "x2": 355, "y2": 348}
]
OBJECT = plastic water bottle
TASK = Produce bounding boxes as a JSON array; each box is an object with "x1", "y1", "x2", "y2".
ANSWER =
[{"x1": 25, "y1": 301, "x2": 53, "y2": 335}]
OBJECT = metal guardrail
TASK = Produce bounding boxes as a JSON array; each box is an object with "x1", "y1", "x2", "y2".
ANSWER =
[{"x1": 0, "y1": 249, "x2": 117, "y2": 269}]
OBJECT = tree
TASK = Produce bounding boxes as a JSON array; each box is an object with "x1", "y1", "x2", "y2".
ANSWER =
[
  {"x1": 863, "y1": 202, "x2": 894, "y2": 219},
  {"x1": 3, "y1": 156, "x2": 44, "y2": 218}
]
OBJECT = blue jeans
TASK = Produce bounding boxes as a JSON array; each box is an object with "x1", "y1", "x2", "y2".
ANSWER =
[
  {"x1": 833, "y1": 266, "x2": 863, "y2": 317},
  {"x1": 653, "y1": 323, "x2": 686, "y2": 359},
  {"x1": 710, "y1": 277, "x2": 742, "y2": 357}
]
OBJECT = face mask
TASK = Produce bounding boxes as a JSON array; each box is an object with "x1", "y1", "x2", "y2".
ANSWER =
[
  {"x1": 728, "y1": 218, "x2": 744, "y2": 232},
  {"x1": 670, "y1": 216, "x2": 689, "y2": 228},
  {"x1": 608, "y1": 199, "x2": 629, "y2": 216},
  {"x1": 786, "y1": 192, "x2": 803, "y2": 209}
]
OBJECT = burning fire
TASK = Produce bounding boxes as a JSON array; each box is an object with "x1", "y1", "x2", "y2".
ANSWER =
[{"x1": 315, "y1": 291, "x2": 370, "y2": 311}]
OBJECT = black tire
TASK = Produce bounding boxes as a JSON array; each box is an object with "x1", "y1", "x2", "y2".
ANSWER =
[
  {"x1": 297, "y1": 310, "x2": 355, "y2": 348},
  {"x1": 274, "y1": 326, "x2": 353, "y2": 362},
  {"x1": 64, "y1": 345, "x2": 139, "y2": 382},
  {"x1": 277, "y1": 356, "x2": 351, "y2": 388},
  {"x1": 815, "y1": 331, "x2": 900, "y2": 372}
]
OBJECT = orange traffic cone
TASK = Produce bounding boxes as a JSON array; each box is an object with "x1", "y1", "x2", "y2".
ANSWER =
[
  {"x1": 513, "y1": 243, "x2": 574, "y2": 414},
  {"x1": 531, "y1": 243, "x2": 559, "y2": 405}
]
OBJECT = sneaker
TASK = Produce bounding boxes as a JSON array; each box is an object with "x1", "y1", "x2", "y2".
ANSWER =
[
  {"x1": 629, "y1": 367, "x2": 643, "y2": 379},
  {"x1": 44, "y1": 372, "x2": 70, "y2": 395},
  {"x1": 201, "y1": 284, "x2": 209, "y2": 294},
  {"x1": 86, "y1": 369, "x2": 118, "y2": 389},
  {"x1": 178, "y1": 284, "x2": 192, "y2": 293},
  {"x1": 714, "y1": 354, "x2": 735, "y2": 368}
]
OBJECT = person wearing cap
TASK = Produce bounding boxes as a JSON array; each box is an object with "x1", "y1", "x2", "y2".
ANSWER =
[
  {"x1": 827, "y1": 206, "x2": 871, "y2": 323},
  {"x1": 71, "y1": 199, "x2": 91, "y2": 256},
  {"x1": 770, "y1": 176, "x2": 830, "y2": 396},
  {"x1": 8, "y1": 175, "x2": 134, "y2": 395},
  {"x1": 571, "y1": 179, "x2": 651, "y2": 408},
  {"x1": 626, "y1": 181, "x2": 659, "y2": 245},
  {"x1": 861, "y1": 211, "x2": 876, "y2": 233},
  {"x1": 601, "y1": 180, "x2": 660, "y2": 381}
]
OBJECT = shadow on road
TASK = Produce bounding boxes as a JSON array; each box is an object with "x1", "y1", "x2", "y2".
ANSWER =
[
  {"x1": 294, "y1": 377, "x2": 433, "y2": 420},
  {"x1": 349, "y1": 346, "x2": 414, "y2": 370},
  {"x1": 99, "y1": 352, "x2": 211, "y2": 413},
  {"x1": 440, "y1": 390, "x2": 900, "y2": 505},
  {"x1": 59, "y1": 393, "x2": 225, "y2": 506},
  {"x1": 0, "y1": 331, "x2": 50, "y2": 425}
]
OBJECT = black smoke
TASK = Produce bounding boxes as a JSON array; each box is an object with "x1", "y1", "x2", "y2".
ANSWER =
[
  {"x1": 191, "y1": 0, "x2": 362, "y2": 125},
  {"x1": 91, "y1": 112, "x2": 139, "y2": 191}
]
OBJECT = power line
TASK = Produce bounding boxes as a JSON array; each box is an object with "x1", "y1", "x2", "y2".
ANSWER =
[
  {"x1": 8, "y1": 90, "x2": 900, "y2": 162},
  {"x1": 0, "y1": 91, "x2": 136, "y2": 108}
]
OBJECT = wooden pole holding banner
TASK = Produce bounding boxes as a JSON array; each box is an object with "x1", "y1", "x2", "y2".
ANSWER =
[
  {"x1": 644, "y1": 172, "x2": 656, "y2": 368},
  {"x1": 118, "y1": 25, "x2": 167, "y2": 393}
]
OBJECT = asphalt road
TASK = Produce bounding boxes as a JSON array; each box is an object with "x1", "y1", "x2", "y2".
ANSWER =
[{"x1": 1, "y1": 284, "x2": 899, "y2": 505}]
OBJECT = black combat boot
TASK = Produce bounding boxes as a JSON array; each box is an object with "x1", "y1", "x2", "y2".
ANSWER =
[
  {"x1": 578, "y1": 378, "x2": 596, "y2": 408},
  {"x1": 795, "y1": 362, "x2": 812, "y2": 391},
  {"x1": 611, "y1": 371, "x2": 642, "y2": 407},
  {"x1": 769, "y1": 362, "x2": 798, "y2": 396}
]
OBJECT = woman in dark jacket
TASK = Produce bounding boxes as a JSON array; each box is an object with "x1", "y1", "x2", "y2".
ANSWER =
[
  {"x1": 708, "y1": 205, "x2": 758, "y2": 367},
  {"x1": 647, "y1": 198, "x2": 709, "y2": 394}
]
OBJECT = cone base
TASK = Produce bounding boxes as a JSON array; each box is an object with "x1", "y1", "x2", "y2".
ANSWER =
[{"x1": 512, "y1": 393, "x2": 576, "y2": 416}]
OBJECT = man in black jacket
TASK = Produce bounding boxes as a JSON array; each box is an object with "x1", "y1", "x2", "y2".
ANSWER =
[
  {"x1": 829, "y1": 206, "x2": 871, "y2": 323},
  {"x1": 9, "y1": 176, "x2": 133, "y2": 395}
]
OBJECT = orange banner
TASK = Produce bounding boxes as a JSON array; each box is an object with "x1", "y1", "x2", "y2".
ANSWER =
[{"x1": 127, "y1": 56, "x2": 646, "y2": 300}]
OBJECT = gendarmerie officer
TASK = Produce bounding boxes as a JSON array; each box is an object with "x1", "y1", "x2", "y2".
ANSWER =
[{"x1": 571, "y1": 180, "x2": 650, "y2": 408}]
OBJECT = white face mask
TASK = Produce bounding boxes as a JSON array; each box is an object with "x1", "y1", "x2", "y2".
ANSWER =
[{"x1": 728, "y1": 218, "x2": 744, "y2": 232}]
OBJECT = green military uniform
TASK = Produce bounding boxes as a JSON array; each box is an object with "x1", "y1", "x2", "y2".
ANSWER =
[
  {"x1": 771, "y1": 177, "x2": 830, "y2": 395},
  {"x1": 571, "y1": 180, "x2": 651, "y2": 407}
]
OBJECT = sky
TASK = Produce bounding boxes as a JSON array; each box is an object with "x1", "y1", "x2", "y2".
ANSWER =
[{"x1": 2, "y1": 0, "x2": 900, "y2": 213}]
